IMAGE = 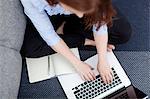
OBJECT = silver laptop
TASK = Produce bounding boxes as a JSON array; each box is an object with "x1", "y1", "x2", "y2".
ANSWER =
[{"x1": 57, "y1": 51, "x2": 132, "y2": 99}]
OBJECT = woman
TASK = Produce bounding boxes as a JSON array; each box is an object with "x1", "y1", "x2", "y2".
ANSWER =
[{"x1": 20, "y1": 0, "x2": 131, "y2": 84}]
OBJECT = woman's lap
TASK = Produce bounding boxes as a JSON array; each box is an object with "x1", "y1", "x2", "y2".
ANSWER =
[{"x1": 20, "y1": 16, "x2": 85, "y2": 58}]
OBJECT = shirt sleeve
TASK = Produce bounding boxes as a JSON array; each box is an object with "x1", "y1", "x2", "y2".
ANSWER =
[
  {"x1": 44, "y1": 4, "x2": 72, "y2": 16},
  {"x1": 21, "y1": 0, "x2": 61, "y2": 46},
  {"x1": 92, "y1": 24, "x2": 108, "y2": 35}
]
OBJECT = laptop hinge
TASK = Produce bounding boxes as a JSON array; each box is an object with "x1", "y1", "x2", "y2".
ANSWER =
[{"x1": 104, "y1": 86, "x2": 126, "y2": 99}]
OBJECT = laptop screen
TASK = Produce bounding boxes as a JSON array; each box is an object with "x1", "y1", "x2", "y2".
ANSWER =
[{"x1": 105, "y1": 85, "x2": 148, "y2": 99}]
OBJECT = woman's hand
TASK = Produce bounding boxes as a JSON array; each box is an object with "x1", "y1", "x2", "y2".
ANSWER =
[
  {"x1": 51, "y1": 39, "x2": 96, "y2": 81},
  {"x1": 75, "y1": 61, "x2": 96, "y2": 81},
  {"x1": 97, "y1": 59, "x2": 113, "y2": 84}
]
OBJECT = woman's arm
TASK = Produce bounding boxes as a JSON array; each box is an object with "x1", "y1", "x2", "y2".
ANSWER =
[
  {"x1": 21, "y1": 0, "x2": 95, "y2": 81},
  {"x1": 93, "y1": 24, "x2": 108, "y2": 60},
  {"x1": 21, "y1": 0, "x2": 80, "y2": 64},
  {"x1": 93, "y1": 24, "x2": 113, "y2": 84}
]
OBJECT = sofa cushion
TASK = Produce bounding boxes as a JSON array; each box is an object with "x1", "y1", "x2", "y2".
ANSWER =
[
  {"x1": 0, "y1": 46, "x2": 22, "y2": 99},
  {"x1": 0, "y1": 0, "x2": 26, "y2": 51}
]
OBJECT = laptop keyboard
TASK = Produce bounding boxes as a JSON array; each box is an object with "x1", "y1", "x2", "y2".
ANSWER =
[{"x1": 72, "y1": 68, "x2": 122, "y2": 99}]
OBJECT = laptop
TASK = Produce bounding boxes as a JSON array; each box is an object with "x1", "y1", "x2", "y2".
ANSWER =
[{"x1": 57, "y1": 51, "x2": 148, "y2": 99}]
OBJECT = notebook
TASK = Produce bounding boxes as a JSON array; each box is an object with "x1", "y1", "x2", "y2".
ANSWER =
[{"x1": 26, "y1": 48, "x2": 79, "y2": 83}]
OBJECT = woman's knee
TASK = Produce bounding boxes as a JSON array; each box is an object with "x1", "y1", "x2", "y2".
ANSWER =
[
  {"x1": 119, "y1": 23, "x2": 132, "y2": 44},
  {"x1": 110, "y1": 16, "x2": 133, "y2": 44}
]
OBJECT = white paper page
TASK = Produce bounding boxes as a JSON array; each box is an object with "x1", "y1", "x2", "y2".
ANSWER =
[
  {"x1": 50, "y1": 48, "x2": 80, "y2": 76},
  {"x1": 26, "y1": 56, "x2": 51, "y2": 83},
  {"x1": 48, "y1": 56, "x2": 55, "y2": 77}
]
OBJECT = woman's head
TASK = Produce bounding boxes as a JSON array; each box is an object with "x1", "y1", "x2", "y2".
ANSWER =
[
  {"x1": 84, "y1": 0, "x2": 116, "y2": 29},
  {"x1": 47, "y1": 0, "x2": 116, "y2": 28},
  {"x1": 47, "y1": 0, "x2": 97, "y2": 18}
]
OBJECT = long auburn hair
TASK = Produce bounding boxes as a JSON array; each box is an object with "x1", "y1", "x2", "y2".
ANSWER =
[{"x1": 47, "y1": 0, "x2": 116, "y2": 30}]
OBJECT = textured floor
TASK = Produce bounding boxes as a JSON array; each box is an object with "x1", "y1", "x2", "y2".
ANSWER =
[
  {"x1": 114, "y1": 51, "x2": 150, "y2": 97},
  {"x1": 18, "y1": 50, "x2": 150, "y2": 98}
]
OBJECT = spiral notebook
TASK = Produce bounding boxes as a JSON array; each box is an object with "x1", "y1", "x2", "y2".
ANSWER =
[{"x1": 26, "y1": 48, "x2": 79, "y2": 83}]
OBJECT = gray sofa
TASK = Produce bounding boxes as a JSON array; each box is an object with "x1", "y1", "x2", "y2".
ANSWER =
[
  {"x1": 0, "y1": 0, "x2": 149, "y2": 99},
  {"x1": 0, "y1": 0, "x2": 26, "y2": 99}
]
